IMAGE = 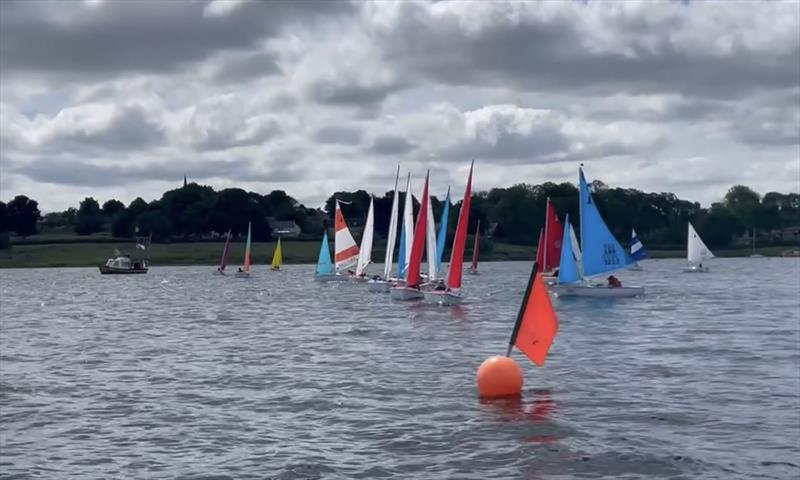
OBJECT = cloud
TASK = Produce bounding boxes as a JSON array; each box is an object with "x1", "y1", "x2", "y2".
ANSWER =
[
  {"x1": 367, "y1": 134, "x2": 416, "y2": 155},
  {"x1": 312, "y1": 126, "x2": 363, "y2": 145}
]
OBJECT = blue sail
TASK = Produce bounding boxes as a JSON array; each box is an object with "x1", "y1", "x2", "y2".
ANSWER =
[
  {"x1": 397, "y1": 220, "x2": 407, "y2": 278},
  {"x1": 630, "y1": 228, "x2": 649, "y2": 261},
  {"x1": 436, "y1": 187, "x2": 450, "y2": 271},
  {"x1": 557, "y1": 215, "x2": 580, "y2": 284},
  {"x1": 315, "y1": 230, "x2": 334, "y2": 275},
  {"x1": 579, "y1": 168, "x2": 635, "y2": 277}
]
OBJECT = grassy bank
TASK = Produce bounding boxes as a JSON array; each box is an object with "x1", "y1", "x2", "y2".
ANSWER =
[{"x1": 0, "y1": 241, "x2": 793, "y2": 268}]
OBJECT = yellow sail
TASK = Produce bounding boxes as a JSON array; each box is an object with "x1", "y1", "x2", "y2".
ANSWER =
[{"x1": 271, "y1": 237, "x2": 283, "y2": 270}]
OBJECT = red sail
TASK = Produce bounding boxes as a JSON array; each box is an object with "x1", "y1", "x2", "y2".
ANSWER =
[
  {"x1": 544, "y1": 200, "x2": 563, "y2": 272},
  {"x1": 535, "y1": 227, "x2": 544, "y2": 268},
  {"x1": 471, "y1": 220, "x2": 480, "y2": 272},
  {"x1": 514, "y1": 267, "x2": 559, "y2": 366},
  {"x1": 447, "y1": 161, "x2": 474, "y2": 290},
  {"x1": 406, "y1": 173, "x2": 429, "y2": 288}
]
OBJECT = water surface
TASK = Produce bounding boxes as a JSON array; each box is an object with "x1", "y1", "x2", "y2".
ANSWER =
[{"x1": 1, "y1": 259, "x2": 799, "y2": 479}]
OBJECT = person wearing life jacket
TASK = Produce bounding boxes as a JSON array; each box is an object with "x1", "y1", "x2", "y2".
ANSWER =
[{"x1": 607, "y1": 275, "x2": 622, "y2": 288}]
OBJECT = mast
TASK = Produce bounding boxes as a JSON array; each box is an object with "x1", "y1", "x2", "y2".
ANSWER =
[{"x1": 543, "y1": 197, "x2": 549, "y2": 271}]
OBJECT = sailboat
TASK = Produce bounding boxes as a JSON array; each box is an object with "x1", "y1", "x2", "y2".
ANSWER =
[
  {"x1": 538, "y1": 199, "x2": 563, "y2": 283},
  {"x1": 350, "y1": 196, "x2": 375, "y2": 282},
  {"x1": 550, "y1": 167, "x2": 643, "y2": 298},
  {"x1": 629, "y1": 228, "x2": 648, "y2": 270},
  {"x1": 423, "y1": 176, "x2": 439, "y2": 284},
  {"x1": 214, "y1": 230, "x2": 232, "y2": 275},
  {"x1": 423, "y1": 161, "x2": 473, "y2": 305},
  {"x1": 235, "y1": 222, "x2": 252, "y2": 278},
  {"x1": 397, "y1": 173, "x2": 415, "y2": 283},
  {"x1": 468, "y1": 220, "x2": 480, "y2": 275},
  {"x1": 368, "y1": 167, "x2": 401, "y2": 293},
  {"x1": 391, "y1": 171, "x2": 430, "y2": 301},
  {"x1": 271, "y1": 237, "x2": 283, "y2": 271},
  {"x1": 683, "y1": 222, "x2": 714, "y2": 272},
  {"x1": 436, "y1": 187, "x2": 451, "y2": 274},
  {"x1": 749, "y1": 227, "x2": 763, "y2": 258},
  {"x1": 313, "y1": 228, "x2": 336, "y2": 281}
]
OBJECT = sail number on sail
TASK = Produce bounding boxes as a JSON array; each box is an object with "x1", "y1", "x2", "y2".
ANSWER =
[{"x1": 602, "y1": 243, "x2": 620, "y2": 265}]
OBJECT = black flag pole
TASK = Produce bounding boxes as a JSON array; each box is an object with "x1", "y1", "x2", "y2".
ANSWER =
[{"x1": 506, "y1": 261, "x2": 540, "y2": 357}]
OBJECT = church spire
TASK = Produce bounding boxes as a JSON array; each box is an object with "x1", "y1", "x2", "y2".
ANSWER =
[{"x1": 183, "y1": 174, "x2": 187, "y2": 188}]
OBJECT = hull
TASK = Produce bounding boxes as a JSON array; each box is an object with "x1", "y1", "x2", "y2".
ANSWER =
[
  {"x1": 389, "y1": 286, "x2": 424, "y2": 301},
  {"x1": 348, "y1": 275, "x2": 368, "y2": 283},
  {"x1": 99, "y1": 265, "x2": 148, "y2": 274},
  {"x1": 314, "y1": 273, "x2": 350, "y2": 283},
  {"x1": 271, "y1": 266, "x2": 281, "y2": 271},
  {"x1": 467, "y1": 269, "x2": 479, "y2": 275},
  {"x1": 551, "y1": 283, "x2": 644, "y2": 298},
  {"x1": 235, "y1": 271, "x2": 251, "y2": 278},
  {"x1": 423, "y1": 290, "x2": 464, "y2": 305},
  {"x1": 629, "y1": 264, "x2": 644, "y2": 271},
  {"x1": 682, "y1": 266, "x2": 710, "y2": 273},
  {"x1": 542, "y1": 274, "x2": 557, "y2": 284},
  {"x1": 213, "y1": 270, "x2": 226, "y2": 276}
]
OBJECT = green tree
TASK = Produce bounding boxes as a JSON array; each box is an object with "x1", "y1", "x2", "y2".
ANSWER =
[
  {"x1": 101, "y1": 199, "x2": 125, "y2": 217},
  {"x1": 7, "y1": 195, "x2": 40, "y2": 236},
  {"x1": 210, "y1": 188, "x2": 269, "y2": 240},
  {"x1": 75, "y1": 197, "x2": 105, "y2": 235},
  {"x1": 135, "y1": 211, "x2": 173, "y2": 242},
  {"x1": 0, "y1": 201, "x2": 9, "y2": 233}
]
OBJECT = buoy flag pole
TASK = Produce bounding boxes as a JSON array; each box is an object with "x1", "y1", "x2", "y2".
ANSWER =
[{"x1": 506, "y1": 261, "x2": 540, "y2": 357}]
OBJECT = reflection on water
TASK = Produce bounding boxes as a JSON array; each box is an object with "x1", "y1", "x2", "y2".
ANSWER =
[{"x1": 1, "y1": 258, "x2": 799, "y2": 479}]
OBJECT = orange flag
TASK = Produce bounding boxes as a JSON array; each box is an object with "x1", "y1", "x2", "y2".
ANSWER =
[{"x1": 508, "y1": 262, "x2": 559, "y2": 366}]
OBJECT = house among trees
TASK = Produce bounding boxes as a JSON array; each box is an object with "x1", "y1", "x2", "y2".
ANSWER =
[{"x1": 266, "y1": 217, "x2": 301, "y2": 238}]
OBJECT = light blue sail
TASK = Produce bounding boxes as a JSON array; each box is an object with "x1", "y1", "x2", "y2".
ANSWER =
[
  {"x1": 435, "y1": 187, "x2": 450, "y2": 271},
  {"x1": 397, "y1": 220, "x2": 407, "y2": 279},
  {"x1": 579, "y1": 168, "x2": 636, "y2": 277},
  {"x1": 557, "y1": 215, "x2": 580, "y2": 284},
  {"x1": 315, "y1": 230, "x2": 334, "y2": 275},
  {"x1": 631, "y1": 228, "x2": 649, "y2": 261}
]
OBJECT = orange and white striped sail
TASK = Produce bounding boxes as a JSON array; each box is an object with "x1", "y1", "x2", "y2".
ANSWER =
[{"x1": 335, "y1": 200, "x2": 360, "y2": 271}]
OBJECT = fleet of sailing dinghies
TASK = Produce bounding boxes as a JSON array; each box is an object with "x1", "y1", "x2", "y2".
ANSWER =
[
  {"x1": 391, "y1": 171, "x2": 431, "y2": 301},
  {"x1": 537, "y1": 198, "x2": 564, "y2": 283},
  {"x1": 550, "y1": 167, "x2": 644, "y2": 298},
  {"x1": 683, "y1": 222, "x2": 714, "y2": 273},
  {"x1": 235, "y1": 222, "x2": 253, "y2": 277},
  {"x1": 423, "y1": 161, "x2": 474, "y2": 305}
]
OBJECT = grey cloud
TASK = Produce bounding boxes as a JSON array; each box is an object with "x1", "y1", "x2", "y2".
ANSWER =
[
  {"x1": 367, "y1": 135, "x2": 415, "y2": 155},
  {"x1": 307, "y1": 80, "x2": 404, "y2": 107},
  {"x1": 728, "y1": 89, "x2": 800, "y2": 146},
  {"x1": 0, "y1": 0, "x2": 353, "y2": 78},
  {"x1": 44, "y1": 106, "x2": 165, "y2": 152},
  {"x1": 312, "y1": 126, "x2": 363, "y2": 145},
  {"x1": 211, "y1": 51, "x2": 282, "y2": 83}
]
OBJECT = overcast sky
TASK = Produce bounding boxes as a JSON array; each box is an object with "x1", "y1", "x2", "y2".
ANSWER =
[{"x1": 1, "y1": 0, "x2": 798, "y2": 212}]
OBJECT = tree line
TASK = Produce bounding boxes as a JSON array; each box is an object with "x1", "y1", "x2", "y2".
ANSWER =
[{"x1": 1, "y1": 182, "x2": 798, "y2": 249}]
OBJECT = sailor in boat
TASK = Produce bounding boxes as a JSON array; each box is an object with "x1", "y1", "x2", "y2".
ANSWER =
[
  {"x1": 698, "y1": 263, "x2": 703, "y2": 269},
  {"x1": 607, "y1": 275, "x2": 622, "y2": 288},
  {"x1": 238, "y1": 267, "x2": 243, "y2": 273},
  {"x1": 434, "y1": 280, "x2": 447, "y2": 291}
]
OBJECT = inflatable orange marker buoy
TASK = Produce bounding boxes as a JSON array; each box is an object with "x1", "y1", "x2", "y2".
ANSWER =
[{"x1": 476, "y1": 355, "x2": 523, "y2": 398}]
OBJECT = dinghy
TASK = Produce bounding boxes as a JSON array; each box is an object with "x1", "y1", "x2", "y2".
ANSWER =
[
  {"x1": 235, "y1": 222, "x2": 252, "y2": 277},
  {"x1": 367, "y1": 168, "x2": 402, "y2": 293},
  {"x1": 271, "y1": 237, "x2": 283, "y2": 271},
  {"x1": 538, "y1": 199, "x2": 563, "y2": 283},
  {"x1": 351, "y1": 196, "x2": 375, "y2": 282},
  {"x1": 468, "y1": 220, "x2": 480, "y2": 275},
  {"x1": 629, "y1": 228, "x2": 648, "y2": 270},
  {"x1": 435, "y1": 187, "x2": 451, "y2": 274},
  {"x1": 313, "y1": 229, "x2": 339, "y2": 281},
  {"x1": 424, "y1": 161, "x2": 474, "y2": 305},
  {"x1": 213, "y1": 230, "x2": 232, "y2": 275},
  {"x1": 395, "y1": 173, "x2": 415, "y2": 283},
  {"x1": 683, "y1": 222, "x2": 714, "y2": 272},
  {"x1": 315, "y1": 201, "x2": 360, "y2": 282},
  {"x1": 550, "y1": 167, "x2": 643, "y2": 298},
  {"x1": 391, "y1": 172, "x2": 430, "y2": 301}
]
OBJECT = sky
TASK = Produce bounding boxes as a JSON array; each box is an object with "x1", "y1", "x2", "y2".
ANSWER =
[{"x1": 1, "y1": 0, "x2": 798, "y2": 212}]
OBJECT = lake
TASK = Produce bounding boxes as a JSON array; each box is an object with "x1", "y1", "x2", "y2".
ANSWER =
[{"x1": 1, "y1": 258, "x2": 798, "y2": 479}]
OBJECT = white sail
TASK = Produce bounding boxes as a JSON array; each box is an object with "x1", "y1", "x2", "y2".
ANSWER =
[
  {"x1": 570, "y1": 220, "x2": 584, "y2": 279},
  {"x1": 383, "y1": 167, "x2": 400, "y2": 279},
  {"x1": 425, "y1": 178, "x2": 438, "y2": 281},
  {"x1": 356, "y1": 197, "x2": 375, "y2": 276},
  {"x1": 401, "y1": 174, "x2": 414, "y2": 276},
  {"x1": 687, "y1": 222, "x2": 714, "y2": 263}
]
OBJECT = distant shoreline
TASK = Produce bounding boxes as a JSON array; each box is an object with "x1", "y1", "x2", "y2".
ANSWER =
[{"x1": 0, "y1": 241, "x2": 795, "y2": 269}]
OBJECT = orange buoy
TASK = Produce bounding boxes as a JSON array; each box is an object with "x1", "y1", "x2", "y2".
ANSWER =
[{"x1": 476, "y1": 355, "x2": 523, "y2": 398}]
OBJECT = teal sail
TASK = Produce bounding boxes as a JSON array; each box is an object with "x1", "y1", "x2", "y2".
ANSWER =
[
  {"x1": 435, "y1": 187, "x2": 450, "y2": 271},
  {"x1": 579, "y1": 168, "x2": 635, "y2": 277},
  {"x1": 557, "y1": 214, "x2": 580, "y2": 284},
  {"x1": 397, "y1": 220, "x2": 407, "y2": 279},
  {"x1": 315, "y1": 230, "x2": 334, "y2": 275}
]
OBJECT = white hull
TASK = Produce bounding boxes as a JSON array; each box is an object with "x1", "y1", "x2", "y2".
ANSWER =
[
  {"x1": 682, "y1": 266, "x2": 710, "y2": 273},
  {"x1": 348, "y1": 275, "x2": 368, "y2": 283},
  {"x1": 314, "y1": 273, "x2": 351, "y2": 283},
  {"x1": 551, "y1": 283, "x2": 644, "y2": 298},
  {"x1": 423, "y1": 290, "x2": 464, "y2": 305},
  {"x1": 390, "y1": 286, "x2": 424, "y2": 301},
  {"x1": 542, "y1": 275, "x2": 557, "y2": 284}
]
